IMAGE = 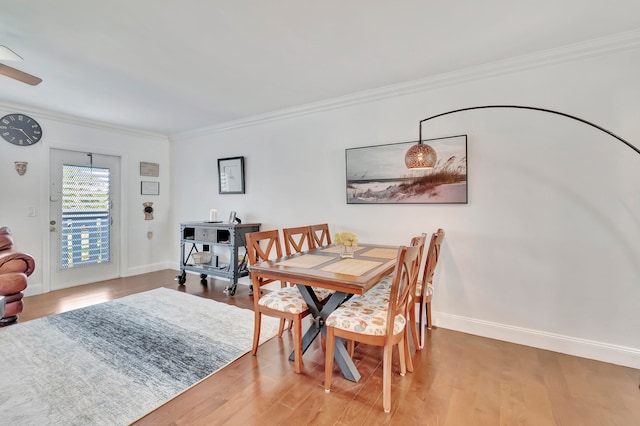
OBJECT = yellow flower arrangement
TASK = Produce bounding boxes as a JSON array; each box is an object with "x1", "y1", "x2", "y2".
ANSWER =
[{"x1": 334, "y1": 231, "x2": 358, "y2": 247}]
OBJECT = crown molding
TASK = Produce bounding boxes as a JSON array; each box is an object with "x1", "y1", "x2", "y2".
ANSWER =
[
  {"x1": 0, "y1": 101, "x2": 168, "y2": 141},
  {"x1": 171, "y1": 28, "x2": 640, "y2": 142}
]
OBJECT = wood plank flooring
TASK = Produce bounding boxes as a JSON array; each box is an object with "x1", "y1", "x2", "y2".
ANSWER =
[{"x1": 19, "y1": 270, "x2": 640, "y2": 425}]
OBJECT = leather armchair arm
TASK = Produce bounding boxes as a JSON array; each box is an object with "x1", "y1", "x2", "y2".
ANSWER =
[
  {"x1": 0, "y1": 251, "x2": 36, "y2": 276},
  {"x1": 0, "y1": 227, "x2": 13, "y2": 251}
]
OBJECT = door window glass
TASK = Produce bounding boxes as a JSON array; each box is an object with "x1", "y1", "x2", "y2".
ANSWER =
[{"x1": 61, "y1": 164, "x2": 110, "y2": 269}]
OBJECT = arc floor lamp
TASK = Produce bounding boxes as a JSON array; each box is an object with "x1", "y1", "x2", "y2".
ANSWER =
[{"x1": 405, "y1": 105, "x2": 640, "y2": 169}]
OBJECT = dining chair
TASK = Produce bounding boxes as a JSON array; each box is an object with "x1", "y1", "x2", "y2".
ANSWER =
[
  {"x1": 283, "y1": 225, "x2": 316, "y2": 256},
  {"x1": 350, "y1": 233, "x2": 425, "y2": 371},
  {"x1": 309, "y1": 223, "x2": 332, "y2": 247},
  {"x1": 246, "y1": 229, "x2": 311, "y2": 374},
  {"x1": 410, "y1": 228, "x2": 445, "y2": 349},
  {"x1": 282, "y1": 226, "x2": 333, "y2": 301},
  {"x1": 324, "y1": 240, "x2": 423, "y2": 413}
]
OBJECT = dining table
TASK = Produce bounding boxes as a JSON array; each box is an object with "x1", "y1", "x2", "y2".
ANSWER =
[{"x1": 248, "y1": 243, "x2": 399, "y2": 382}]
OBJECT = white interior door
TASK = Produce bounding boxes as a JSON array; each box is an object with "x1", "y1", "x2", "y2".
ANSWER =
[{"x1": 49, "y1": 148, "x2": 121, "y2": 290}]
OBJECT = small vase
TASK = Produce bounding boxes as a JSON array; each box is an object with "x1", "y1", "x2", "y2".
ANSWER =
[{"x1": 340, "y1": 245, "x2": 355, "y2": 259}]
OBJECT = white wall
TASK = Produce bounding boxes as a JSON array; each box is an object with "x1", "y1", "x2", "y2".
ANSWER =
[
  {"x1": 1, "y1": 40, "x2": 637, "y2": 369},
  {"x1": 170, "y1": 47, "x2": 640, "y2": 368},
  {"x1": 0, "y1": 106, "x2": 173, "y2": 295}
]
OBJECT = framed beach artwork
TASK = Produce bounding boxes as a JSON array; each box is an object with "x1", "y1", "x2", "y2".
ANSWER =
[{"x1": 345, "y1": 135, "x2": 467, "y2": 204}]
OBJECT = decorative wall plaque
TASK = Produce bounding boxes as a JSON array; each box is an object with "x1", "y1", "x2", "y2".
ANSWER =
[{"x1": 140, "y1": 162, "x2": 159, "y2": 177}]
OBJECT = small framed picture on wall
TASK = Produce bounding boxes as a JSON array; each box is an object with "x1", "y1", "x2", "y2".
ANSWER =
[
  {"x1": 218, "y1": 156, "x2": 245, "y2": 194},
  {"x1": 141, "y1": 181, "x2": 160, "y2": 195}
]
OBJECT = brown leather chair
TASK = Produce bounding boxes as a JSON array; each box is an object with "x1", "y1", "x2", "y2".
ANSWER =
[{"x1": 0, "y1": 227, "x2": 35, "y2": 325}]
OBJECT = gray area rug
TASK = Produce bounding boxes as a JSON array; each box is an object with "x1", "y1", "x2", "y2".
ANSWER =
[{"x1": 0, "y1": 287, "x2": 280, "y2": 425}]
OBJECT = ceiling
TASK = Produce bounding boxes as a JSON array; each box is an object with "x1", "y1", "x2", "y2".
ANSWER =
[{"x1": 1, "y1": 1, "x2": 640, "y2": 136}]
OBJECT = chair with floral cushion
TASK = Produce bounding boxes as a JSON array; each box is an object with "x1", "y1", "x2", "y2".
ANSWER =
[
  {"x1": 246, "y1": 229, "x2": 311, "y2": 373},
  {"x1": 309, "y1": 223, "x2": 332, "y2": 247},
  {"x1": 410, "y1": 228, "x2": 445, "y2": 349},
  {"x1": 361, "y1": 232, "x2": 439, "y2": 354},
  {"x1": 324, "y1": 239, "x2": 423, "y2": 413},
  {"x1": 349, "y1": 233, "x2": 425, "y2": 372}
]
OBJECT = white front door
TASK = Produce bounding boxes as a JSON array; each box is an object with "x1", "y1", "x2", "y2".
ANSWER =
[{"x1": 49, "y1": 148, "x2": 121, "y2": 290}]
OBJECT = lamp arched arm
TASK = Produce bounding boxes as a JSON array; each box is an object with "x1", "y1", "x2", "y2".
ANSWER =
[{"x1": 418, "y1": 105, "x2": 640, "y2": 156}]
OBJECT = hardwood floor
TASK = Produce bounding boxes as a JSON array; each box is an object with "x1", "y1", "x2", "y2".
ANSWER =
[{"x1": 19, "y1": 270, "x2": 640, "y2": 425}]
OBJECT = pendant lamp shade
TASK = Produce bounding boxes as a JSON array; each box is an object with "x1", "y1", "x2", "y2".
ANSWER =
[{"x1": 405, "y1": 142, "x2": 437, "y2": 169}]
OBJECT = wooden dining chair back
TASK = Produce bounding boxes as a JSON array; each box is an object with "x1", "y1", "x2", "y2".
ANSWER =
[
  {"x1": 282, "y1": 226, "x2": 316, "y2": 256},
  {"x1": 404, "y1": 233, "x2": 426, "y2": 356},
  {"x1": 414, "y1": 228, "x2": 445, "y2": 349},
  {"x1": 246, "y1": 229, "x2": 311, "y2": 373},
  {"x1": 324, "y1": 239, "x2": 423, "y2": 413},
  {"x1": 389, "y1": 244, "x2": 423, "y2": 335},
  {"x1": 283, "y1": 225, "x2": 333, "y2": 304},
  {"x1": 310, "y1": 223, "x2": 332, "y2": 247},
  {"x1": 246, "y1": 230, "x2": 282, "y2": 267}
]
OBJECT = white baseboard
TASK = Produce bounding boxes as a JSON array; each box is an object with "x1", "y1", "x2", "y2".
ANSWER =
[
  {"x1": 126, "y1": 261, "x2": 175, "y2": 277},
  {"x1": 435, "y1": 311, "x2": 640, "y2": 369}
]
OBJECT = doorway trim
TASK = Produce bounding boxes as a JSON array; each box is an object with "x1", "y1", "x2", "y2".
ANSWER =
[{"x1": 44, "y1": 143, "x2": 129, "y2": 293}]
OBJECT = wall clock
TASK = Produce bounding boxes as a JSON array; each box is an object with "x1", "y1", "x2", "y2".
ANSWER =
[{"x1": 0, "y1": 113, "x2": 43, "y2": 146}]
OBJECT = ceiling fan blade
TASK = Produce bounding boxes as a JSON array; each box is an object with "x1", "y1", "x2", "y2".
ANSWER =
[{"x1": 0, "y1": 63, "x2": 42, "y2": 86}]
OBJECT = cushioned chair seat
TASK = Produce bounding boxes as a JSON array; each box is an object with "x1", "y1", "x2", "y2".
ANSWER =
[
  {"x1": 359, "y1": 274, "x2": 393, "y2": 301},
  {"x1": 326, "y1": 296, "x2": 406, "y2": 336},
  {"x1": 258, "y1": 286, "x2": 309, "y2": 314},
  {"x1": 310, "y1": 287, "x2": 332, "y2": 301},
  {"x1": 286, "y1": 284, "x2": 332, "y2": 302},
  {"x1": 415, "y1": 281, "x2": 433, "y2": 298}
]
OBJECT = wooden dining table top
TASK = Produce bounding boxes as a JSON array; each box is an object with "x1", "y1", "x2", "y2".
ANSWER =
[{"x1": 249, "y1": 243, "x2": 399, "y2": 295}]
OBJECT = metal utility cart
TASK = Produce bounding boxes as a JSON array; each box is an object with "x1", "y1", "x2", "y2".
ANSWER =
[{"x1": 178, "y1": 221, "x2": 260, "y2": 296}]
